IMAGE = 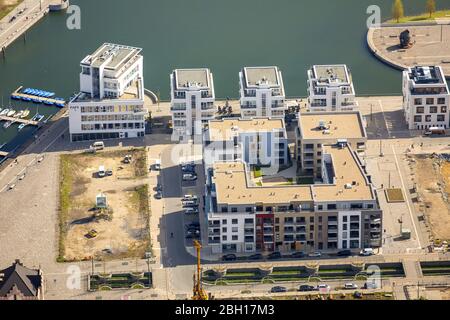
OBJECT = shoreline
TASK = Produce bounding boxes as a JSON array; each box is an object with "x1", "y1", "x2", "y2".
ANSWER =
[{"x1": 366, "y1": 21, "x2": 450, "y2": 80}]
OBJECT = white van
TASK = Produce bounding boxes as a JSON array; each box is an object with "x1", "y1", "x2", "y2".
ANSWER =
[
  {"x1": 98, "y1": 166, "x2": 106, "y2": 178},
  {"x1": 92, "y1": 141, "x2": 105, "y2": 150}
]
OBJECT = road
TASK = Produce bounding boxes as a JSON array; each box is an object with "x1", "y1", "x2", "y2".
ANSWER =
[{"x1": 0, "y1": 0, "x2": 52, "y2": 49}]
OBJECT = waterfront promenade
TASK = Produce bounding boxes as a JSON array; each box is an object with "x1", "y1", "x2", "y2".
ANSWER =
[
  {"x1": 367, "y1": 21, "x2": 450, "y2": 78},
  {"x1": 0, "y1": 0, "x2": 52, "y2": 50}
]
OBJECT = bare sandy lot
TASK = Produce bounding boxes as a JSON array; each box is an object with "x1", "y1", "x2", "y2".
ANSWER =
[
  {"x1": 59, "y1": 148, "x2": 151, "y2": 261},
  {"x1": 411, "y1": 154, "x2": 450, "y2": 241}
]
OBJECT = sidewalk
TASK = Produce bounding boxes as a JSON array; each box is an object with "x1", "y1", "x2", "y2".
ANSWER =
[{"x1": 0, "y1": 0, "x2": 51, "y2": 49}]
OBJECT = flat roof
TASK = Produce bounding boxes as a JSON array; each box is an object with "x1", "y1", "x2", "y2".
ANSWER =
[
  {"x1": 408, "y1": 66, "x2": 446, "y2": 85},
  {"x1": 174, "y1": 68, "x2": 211, "y2": 90},
  {"x1": 243, "y1": 66, "x2": 281, "y2": 87},
  {"x1": 298, "y1": 111, "x2": 366, "y2": 140},
  {"x1": 312, "y1": 65, "x2": 350, "y2": 84},
  {"x1": 312, "y1": 145, "x2": 373, "y2": 201},
  {"x1": 212, "y1": 162, "x2": 313, "y2": 205},
  {"x1": 208, "y1": 118, "x2": 285, "y2": 142},
  {"x1": 83, "y1": 43, "x2": 142, "y2": 70},
  {"x1": 213, "y1": 145, "x2": 374, "y2": 205}
]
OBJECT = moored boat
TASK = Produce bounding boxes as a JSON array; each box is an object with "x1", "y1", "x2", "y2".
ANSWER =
[
  {"x1": 18, "y1": 123, "x2": 27, "y2": 131},
  {"x1": 21, "y1": 110, "x2": 30, "y2": 118},
  {"x1": 0, "y1": 109, "x2": 9, "y2": 116},
  {"x1": 6, "y1": 110, "x2": 16, "y2": 117}
]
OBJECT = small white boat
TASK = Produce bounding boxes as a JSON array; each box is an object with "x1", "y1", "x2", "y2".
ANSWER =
[
  {"x1": 18, "y1": 123, "x2": 27, "y2": 131},
  {"x1": 6, "y1": 110, "x2": 16, "y2": 117},
  {"x1": 21, "y1": 109, "x2": 30, "y2": 118},
  {"x1": 0, "y1": 109, "x2": 9, "y2": 116},
  {"x1": 3, "y1": 121, "x2": 12, "y2": 129}
]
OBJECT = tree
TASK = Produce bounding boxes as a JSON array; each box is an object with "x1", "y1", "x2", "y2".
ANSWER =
[
  {"x1": 426, "y1": 0, "x2": 436, "y2": 18},
  {"x1": 392, "y1": 0, "x2": 404, "y2": 23}
]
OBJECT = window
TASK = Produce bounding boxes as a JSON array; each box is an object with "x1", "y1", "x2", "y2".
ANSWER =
[
  {"x1": 327, "y1": 204, "x2": 337, "y2": 210},
  {"x1": 429, "y1": 106, "x2": 438, "y2": 113},
  {"x1": 425, "y1": 115, "x2": 432, "y2": 122},
  {"x1": 426, "y1": 98, "x2": 434, "y2": 105},
  {"x1": 222, "y1": 219, "x2": 227, "y2": 225},
  {"x1": 310, "y1": 217, "x2": 315, "y2": 223},
  {"x1": 441, "y1": 106, "x2": 447, "y2": 113},
  {"x1": 414, "y1": 115, "x2": 422, "y2": 122},
  {"x1": 437, "y1": 115, "x2": 445, "y2": 122},
  {"x1": 438, "y1": 98, "x2": 446, "y2": 105},
  {"x1": 232, "y1": 235, "x2": 238, "y2": 241},
  {"x1": 317, "y1": 205, "x2": 323, "y2": 211},
  {"x1": 416, "y1": 106, "x2": 424, "y2": 114},
  {"x1": 221, "y1": 207, "x2": 228, "y2": 213},
  {"x1": 244, "y1": 218, "x2": 254, "y2": 224},
  {"x1": 414, "y1": 98, "x2": 422, "y2": 105},
  {"x1": 232, "y1": 227, "x2": 238, "y2": 233},
  {"x1": 222, "y1": 236, "x2": 227, "y2": 241},
  {"x1": 245, "y1": 207, "x2": 252, "y2": 212},
  {"x1": 231, "y1": 207, "x2": 238, "y2": 213}
]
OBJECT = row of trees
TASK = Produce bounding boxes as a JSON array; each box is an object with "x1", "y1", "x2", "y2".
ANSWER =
[{"x1": 393, "y1": 0, "x2": 437, "y2": 23}]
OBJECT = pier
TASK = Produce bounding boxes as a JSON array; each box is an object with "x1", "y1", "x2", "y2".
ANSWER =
[
  {"x1": 0, "y1": 115, "x2": 39, "y2": 126},
  {"x1": 12, "y1": 86, "x2": 66, "y2": 105}
]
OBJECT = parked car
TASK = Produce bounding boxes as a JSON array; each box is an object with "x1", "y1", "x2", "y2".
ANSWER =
[
  {"x1": 186, "y1": 229, "x2": 200, "y2": 236},
  {"x1": 123, "y1": 155, "x2": 132, "y2": 164},
  {"x1": 182, "y1": 173, "x2": 197, "y2": 181},
  {"x1": 353, "y1": 291, "x2": 363, "y2": 299},
  {"x1": 308, "y1": 251, "x2": 322, "y2": 258},
  {"x1": 270, "y1": 286, "x2": 287, "y2": 293},
  {"x1": 153, "y1": 160, "x2": 161, "y2": 171},
  {"x1": 106, "y1": 169, "x2": 113, "y2": 176},
  {"x1": 222, "y1": 254, "x2": 237, "y2": 261},
  {"x1": 291, "y1": 251, "x2": 305, "y2": 259},
  {"x1": 344, "y1": 283, "x2": 358, "y2": 290},
  {"x1": 298, "y1": 285, "x2": 316, "y2": 292},
  {"x1": 360, "y1": 248, "x2": 374, "y2": 256},
  {"x1": 156, "y1": 184, "x2": 162, "y2": 192},
  {"x1": 184, "y1": 208, "x2": 199, "y2": 215},
  {"x1": 268, "y1": 252, "x2": 282, "y2": 260},
  {"x1": 182, "y1": 165, "x2": 195, "y2": 173},
  {"x1": 248, "y1": 253, "x2": 263, "y2": 260},
  {"x1": 182, "y1": 200, "x2": 199, "y2": 207},
  {"x1": 183, "y1": 195, "x2": 198, "y2": 201},
  {"x1": 317, "y1": 284, "x2": 331, "y2": 290},
  {"x1": 337, "y1": 250, "x2": 352, "y2": 257},
  {"x1": 98, "y1": 166, "x2": 106, "y2": 178},
  {"x1": 187, "y1": 222, "x2": 200, "y2": 229}
]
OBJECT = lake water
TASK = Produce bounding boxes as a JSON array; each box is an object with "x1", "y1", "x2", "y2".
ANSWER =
[{"x1": 0, "y1": 0, "x2": 448, "y2": 152}]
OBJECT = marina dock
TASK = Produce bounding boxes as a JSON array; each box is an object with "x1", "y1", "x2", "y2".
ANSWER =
[
  {"x1": 0, "y1": 115, "x2": 39, "y2": 126},
  {"x1": 12, "y1": 86, "x2": 66, "y2": 106}
]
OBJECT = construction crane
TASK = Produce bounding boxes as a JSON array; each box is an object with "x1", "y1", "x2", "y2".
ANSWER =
[{"x1": 192, "y1": 240, "x2": 208, "y2": 300}]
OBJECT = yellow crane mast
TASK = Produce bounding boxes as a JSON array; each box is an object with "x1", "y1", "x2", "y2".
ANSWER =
[{"x1": 192, "y1": 240, "x2": 208, "y2": 300}]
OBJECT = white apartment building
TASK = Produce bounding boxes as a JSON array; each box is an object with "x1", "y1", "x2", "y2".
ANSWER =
[
  {"x1": 307, "y1": 65, "x2": 357, "y2": 112},
  {"x1": 402, "y1": 66, "x2": 450, "y2": 130},
  {"x1": 69, "y1": 43, "x2": 146, "y2": 141},
  {"x1": 203, "y1": 118, "x2": 289, "y2": 173},
  {"x1": 296, "y1": 111, "x2": 367, "y2": 179},
  {"x1": 170, "y1": 68, "x2": 216, "y2": 140},
  {"x1": 239, "y1": 66, "x2": 287, "y2": 119},
  {"x1": 206, "y1": 143, "x2": 382, "y2": 254}
]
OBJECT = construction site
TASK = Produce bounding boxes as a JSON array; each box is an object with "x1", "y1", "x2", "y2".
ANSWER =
[
  {"x1": 58, "y1": 147, "x2": 151, "y2": 262},
  {"x1": 407, "y1": 153, "x2": 450, "y2": 247}
]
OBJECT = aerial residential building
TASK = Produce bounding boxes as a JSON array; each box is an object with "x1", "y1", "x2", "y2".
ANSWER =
[
  {"x1": 239, "y1": 66, "x2": 287, "y2": 119},
  {"x1": 402, "y1": 66, "x2": 450, "y2": 130},
  {"x1": 0, "y1": 260, "x2": 44, "y2": 300},
  {"x1": 204, "y1": 118, "x2": 289, "y2": 172},
  {"x1": 170, "y1": 68, "x2": 216, "y2": 140},
  {"x1": 205, "y1": 142, "x2": 381, "y2": 254},
  {"x1": 295, "y1": 111, "x2": 367, "y2": 179},
  {"x1": 307, "y1": 65, "x2": 357, "y2": 112},
  {"x1": 69, "y1": 43, "x2": 146, "y2": 142}
]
